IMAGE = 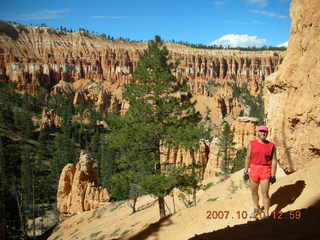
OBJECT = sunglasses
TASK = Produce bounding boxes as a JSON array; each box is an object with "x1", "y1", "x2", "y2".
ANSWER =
[{"x1": 258, "y1": 130, "x2": 268, "y2": 133}]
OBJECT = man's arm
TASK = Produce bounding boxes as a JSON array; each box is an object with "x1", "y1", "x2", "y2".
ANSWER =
[
  {"x1": 243, "y1": 142, "x2": 251, "y2": 181},
  {"x1": 271, "y1": 146, "x2": 277, "y2": 177}
]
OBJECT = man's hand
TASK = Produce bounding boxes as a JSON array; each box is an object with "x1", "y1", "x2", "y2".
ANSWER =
[
  {"x1": 270, "y1": 176, "x2": 276, "y2": 184},
  {"x1": 243, "y1": 169, "x2": 249, "y2": 181}
]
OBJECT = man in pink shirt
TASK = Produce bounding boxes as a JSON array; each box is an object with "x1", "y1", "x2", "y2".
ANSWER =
[{"x1": 243, "y1": 125, "x2": 277, "y2": 218}]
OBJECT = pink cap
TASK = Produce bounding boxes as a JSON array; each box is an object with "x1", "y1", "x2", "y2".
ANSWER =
[{"x1": 256, "y1": 125, "x2": 268, "y2": 131}]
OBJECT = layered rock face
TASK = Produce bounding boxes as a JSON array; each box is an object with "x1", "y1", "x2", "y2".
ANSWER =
[
  {"x1": 160, "y1": 139, "x2": 211, "y2": 179},
  {"x1": 57, "y1": 151, "x2": 110, "y2": 215},
  {"x1": 0, "y1": 22, "x2": 283, "y2": 174},
  {"x1": 0, "y1": 23, "x2": 283, "y2": 125},
  {"x1": 265, "y1": 0, "x2": 320, "y2": 173},
  {"x1": 230, "y1": 116, "x2": 259, "y2": 149},
  {"x1": 160, "y1": 117, "x2": 259, "y2": 179}
]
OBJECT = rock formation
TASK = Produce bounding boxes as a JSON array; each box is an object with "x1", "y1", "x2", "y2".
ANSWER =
[
  {"x1": 265, "y1": 0, "x2": 320, "y2": 173},
  {"x1": 0, "y1": 22, "x2": 284, "y2": 125},
  {"x1": 230, "y1": 116, "x2": 259, "y2": 149},
  {"x1": 160, "y1": 117, "x2": 259, "y2": 179},
  {"x1": 40, "y1": 108, "x2": 62, "y2": 129},
  {"x1": 0, "y1": 22, "x2": 284, "y2": 173},
  {"x1": 57, "y1": 150, "x2": 109, "y2": 215}
]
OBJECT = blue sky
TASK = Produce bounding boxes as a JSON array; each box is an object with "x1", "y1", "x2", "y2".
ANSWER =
[{"x1": 1, "y1": 0, "x2": 291, "y2": 47}]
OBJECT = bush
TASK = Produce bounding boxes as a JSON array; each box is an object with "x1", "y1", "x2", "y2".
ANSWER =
[
  {"x1": 0, "y1": 21, "x2": 19, "y2": 40},
  {"x1": 231, "y1": 148, "x2": 247, "y2": 173}
]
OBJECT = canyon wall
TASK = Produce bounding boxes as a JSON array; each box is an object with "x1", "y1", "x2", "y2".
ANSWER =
[
  {"x1": 265, "y1": 0, "x2": 320, "y2": 173},
  {"x1": 0, "y1": 22, "x2": 284, "y2": 176},
  {"x1": 160, "y1": 116, "x2": 259, "y2": 178},
  {"x1": 0, "y1": 22, "x2": 283, "y2": 124}
]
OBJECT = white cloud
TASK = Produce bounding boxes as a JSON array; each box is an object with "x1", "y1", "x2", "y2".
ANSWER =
[
  {"x1": 210, "y1": 34, "x2": 267, "y2": 48},
  {"x1": 246, "y1": 0, "x2": 268, "y2": 7},
  {"x1": 250, "y1": 10, "x2": 288, "y2": 19},
  {"x1": 17, "y1": 9, "x2": 70, "y2": 20},
  {"x1": 277, "y1": 41, "x2": 288, "y2": 47},
  {"x1": 92, "y1": 16, "x2": 127, "y2": 19}
]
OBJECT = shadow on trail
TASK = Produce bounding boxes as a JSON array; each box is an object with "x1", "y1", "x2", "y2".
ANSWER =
[
  {"x1": 188, "y1": 197, "x2": 320, "y2": 240},
  {"x1": 23, "y1": 224, "x2": 57, "y2": 240},
  {"x1": 270, "y1": 180, "x2": 306, "y2": 213},
  {"x1": 124, "y1": 214, "x2": 174, "y2": 240}
]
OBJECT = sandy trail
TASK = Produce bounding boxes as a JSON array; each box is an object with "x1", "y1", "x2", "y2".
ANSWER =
[{"x1": 48, "y1": 159, "x2": 320, "y2": 240}]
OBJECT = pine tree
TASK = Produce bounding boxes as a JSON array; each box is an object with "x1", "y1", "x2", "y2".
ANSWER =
[
  {"x1": 0, "y1": 83, "x2": 54, "y2": 238},
  {"x1": 0, "y1": 137, "x2": 6, "y2": 239},
  {"x1": 19, "y1": 144, "x2": 33, "y2": 236},
  {"x1": 100, "y1": 134, "x2": 118, "y2": 189},
  {"x1": 50, "y1": 130, "x2": 78, "y2": 183},
  {"x1": 49, "y1": 94, "x2": 79, "y2": 185},
  {"x1": 107, "y1": 35, "x2": 208, "y2": 219},
  {"x1": 88, "y1": 131, "x2": 102, "y2": 180},
  {"x1": 0, "y1": 83, "x2": 25, "y2": 238},
  {"x1": 217, "y1": 120, "x2": 236, "y2": 173},
  {"x1": 232, "y1": 147, "x2": 247, "y2": 173},
  {"x1": 86, "y1": 107, "x2": 106, "y2": 182},
  {"x1": 15, "y1": 93, "x2": 36, "y2": 237}
]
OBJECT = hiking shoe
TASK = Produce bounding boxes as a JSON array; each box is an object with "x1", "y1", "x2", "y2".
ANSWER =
[{"x1": 250, "y1": 207, "x2": 264, "y2": 218}]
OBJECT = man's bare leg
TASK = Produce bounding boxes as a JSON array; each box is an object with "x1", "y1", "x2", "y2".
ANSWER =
[
  {"x1": 260, "y1": 179, "x2": 271, "y2": 216},
  {"x1": 250, "y1": 179, "x2": 260, "y2": 209}
]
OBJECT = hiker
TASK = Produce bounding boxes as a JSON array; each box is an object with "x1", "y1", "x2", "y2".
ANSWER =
[{"x1": 243, "y1": 125, "x2": 277, "y2": 218}]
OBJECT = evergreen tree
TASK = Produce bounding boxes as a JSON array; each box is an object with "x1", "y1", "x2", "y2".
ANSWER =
[
  {"x1": 83, "y1": 105, "x2": 106, "y2": 182},
  {"x1": 19, "y1": 144, "x2": 33, "y2": 236},
  {"x1": 217, "y1": 120, "x2": 236, "y2": 173},
  {"x1": 49, "y1": 93, "x2": 79, "y2": 185},
  {"x1": 107, "y1": 35, "x2": 208, "y2": 219},
  {"x1": 231, "y1": 147, "x2": 247, "y2": 173},
  {"x1": 36, "y1": 130, "x2": 55, "y2": 202},
  {"x1": 88, "y1": 130, "x2": 104, "y2": 182},
  {"x1": 50, "y1": 129, "x2": 78, "y2": 183},
  {"x1": 0, "y1": 137, "x2": 6, "y2": 238},
  {"x1": 229, "y1": 82, "x2": 265, "y2": 124},
  {"x1": 0, "y1": 83, "x2": 65, "y2": 238},
  {"x1": 100, "y1": 134, "x2": 118, "y2": 189},
  {"x1": 0, "y1": 83, "x2": 23, "y2": 238}
]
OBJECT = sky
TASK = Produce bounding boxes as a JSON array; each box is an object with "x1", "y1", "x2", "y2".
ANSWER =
[{"x1": 0, "y1": 0, "x2": 291, "y2": 47}]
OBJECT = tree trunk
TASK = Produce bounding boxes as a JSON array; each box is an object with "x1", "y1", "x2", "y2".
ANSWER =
[
  {"x1": 32, "y1": 169, "x2": 35, "y2": 239},
  {"x1": 158, "y1": 196, "x2": 166, "y2": 219},
  {"x1": 191, "y1": 149, "x2": 197, "y2": 207},
  {"x1": 130, "y1": 198, "x2": 137, "y2": 214},
  {"x1": 171, "y1": 190, "x2": 176, "y2": 213},
  {"x1": 15, "y1": 186, "x2": 25, "y2": 236},
  {"x1": 155, "y1": 139, "x2": 166, "y2": 219}
]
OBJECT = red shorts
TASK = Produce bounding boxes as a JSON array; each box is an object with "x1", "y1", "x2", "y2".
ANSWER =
[{"x1": 249, "y1": 164, "x2": 271, "y2": 182}]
